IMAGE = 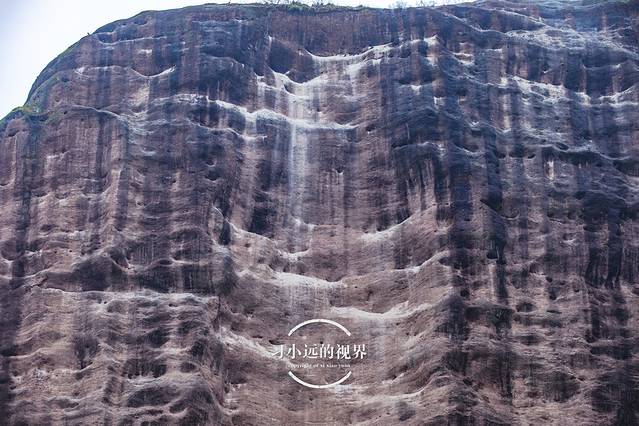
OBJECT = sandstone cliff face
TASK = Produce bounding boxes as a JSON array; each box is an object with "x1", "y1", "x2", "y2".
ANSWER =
[{"x1": 1, "y1": 1, "x2": 639, "y2": 424}]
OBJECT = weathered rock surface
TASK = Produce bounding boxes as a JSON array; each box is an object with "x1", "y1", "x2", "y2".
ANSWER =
[{"x1": 1, "y1": 0, "x2": 639, "y2": 424}]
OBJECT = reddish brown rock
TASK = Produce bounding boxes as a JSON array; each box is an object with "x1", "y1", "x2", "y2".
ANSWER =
[{"x1": 1, "y1": 1, "x2": 639, "y2": 424}]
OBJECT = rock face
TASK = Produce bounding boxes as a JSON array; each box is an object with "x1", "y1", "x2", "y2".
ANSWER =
[{"x1": 1, "y1": 1, "x2": 639, "y2": 424}]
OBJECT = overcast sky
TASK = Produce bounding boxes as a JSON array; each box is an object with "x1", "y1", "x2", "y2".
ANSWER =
[{"x1": 0, "y1": 0, "x2": 464, "y2": 119}]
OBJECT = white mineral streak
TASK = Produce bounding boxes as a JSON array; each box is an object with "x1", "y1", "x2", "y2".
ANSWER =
[{"x1": 331, "y1": 299, "x2": 433, "y2": 320}]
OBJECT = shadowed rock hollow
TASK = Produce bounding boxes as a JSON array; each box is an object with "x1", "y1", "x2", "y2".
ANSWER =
[{"x1": 1, "y1": 0, "x2": 639, "y2": 424}]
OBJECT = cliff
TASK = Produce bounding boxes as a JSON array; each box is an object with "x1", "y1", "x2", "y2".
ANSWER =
[{"x1": 1, "y1": 0, "x2": 639, "y2": 424}]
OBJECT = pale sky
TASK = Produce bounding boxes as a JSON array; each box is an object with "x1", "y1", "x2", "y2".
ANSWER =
[{"x1": 0, "y1": 0, "x2": 464, "y2": 119}]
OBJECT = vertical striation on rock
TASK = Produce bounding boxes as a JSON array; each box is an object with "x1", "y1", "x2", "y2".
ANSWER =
[{"x1": 1, "y1": 1, "x2": 639, "y2": 424}]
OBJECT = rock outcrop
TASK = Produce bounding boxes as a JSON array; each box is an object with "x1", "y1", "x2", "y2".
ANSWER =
[{"x1": 1, "y1": 1, "x2": 639, "y2": 424}]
